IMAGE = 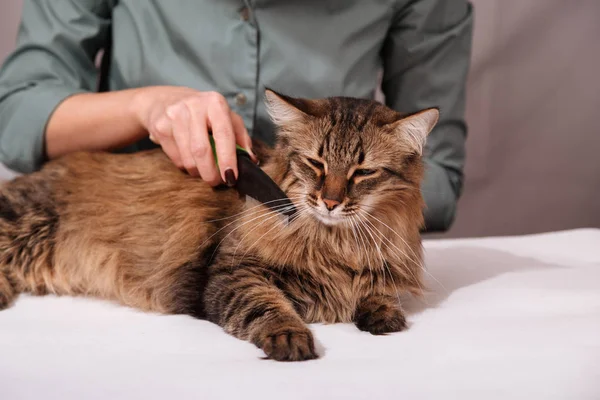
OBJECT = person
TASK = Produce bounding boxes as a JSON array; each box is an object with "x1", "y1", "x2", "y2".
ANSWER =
[{"x1": 0, "y1": 0, "x2": 473, "y2": 232}]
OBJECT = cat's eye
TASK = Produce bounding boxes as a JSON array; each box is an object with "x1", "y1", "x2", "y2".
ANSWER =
[
  {"x1": 353, "y1": 169, "x2": 377, "y2": 178},
  {"x1": 307, "y1": 158, "x2": 324, "y2": 169}
]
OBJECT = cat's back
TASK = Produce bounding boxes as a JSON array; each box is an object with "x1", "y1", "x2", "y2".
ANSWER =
[
  {"x1": 32, "y1": 149, "x2": 228, "y2": 207},
  {"x1": 1, "y1": 149, "x2": 179, "y2": 193},
  {"x1": 1, "y1": 148, "x2": 241, "y2": 252},
  {"x1": 48, "y1": 148, "x2": 182, "y2": 187},
  {"x1": 45, "y1": 149, "x2": 242, "y2": 222}
]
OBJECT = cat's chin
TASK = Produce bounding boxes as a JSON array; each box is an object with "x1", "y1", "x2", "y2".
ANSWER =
[{"x1": 309, "y1": 210, "x2": 346, "y2": 226}]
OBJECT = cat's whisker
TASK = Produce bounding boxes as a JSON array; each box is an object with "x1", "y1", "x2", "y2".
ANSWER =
[
  {"x1": 244, "y1": 203, "x2": 312, "y2": 272},
  {"x1": 361, "y1": 209, "x2": 423, "y2": 266},
  {"x1": 359, "y1": 213, "x2": 443, "y2": 293},
  {"x1": 351, "y1": 214, "x2": 380, "y2": 290},
  {"x1": 235, "y1": 204, "x2": 311, "y2": 267},
  {"x1": 355, "y1": 214, "x2": 402, "y2": 304},
  {"x1": 358, "y1": 214, "x2": 420, "y2": 283},
  {"x1": 203, "y1": 202, "x2": 302, "y2": 242},
  {"x1": 198, "y1": 201, "x2": 302, "y2": 254},
  {"x1": 205, "y1": 196, "x2": 305, "y2": 223},
  {"x1": 361, "y1": 213, "x2": 439, "y2": 291},
  {"x1": 208, "y1": 204, "x2": 299, "y2": 263},
  {"x1": 232, "y1": 204, "x2": 310, "y2": 267},
  {"x1": 359, "y1": 214, "x2": 417, "y2": 267},
  {"x1": 276, "y1": 204, "x2": 311, "y2": 270},
  {"x1": 284, "y1": 190, "x2": 307, "y2": 196},
  {"x1": 349, "y1": 216, "x2": 374, "y2": 293},
  {"x1": 231, "y1": 206, "x2": 295, "y2": 266}
]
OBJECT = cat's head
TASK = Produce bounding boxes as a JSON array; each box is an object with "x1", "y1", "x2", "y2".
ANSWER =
[{"x1": 264, "y1": 89, "x2": 439, "y2": 226}]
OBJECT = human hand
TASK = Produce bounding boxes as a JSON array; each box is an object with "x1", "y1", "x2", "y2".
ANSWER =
[{"x1": 132, "y1": 86, "x2": 257, "y2": 186}]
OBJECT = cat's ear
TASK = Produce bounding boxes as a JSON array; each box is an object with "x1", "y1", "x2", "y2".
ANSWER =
[
  {"x1": 264, "y1": 88, "x2": 325, "y2": 127},
  {"x1": 388, "y1": 108, "x2": 439, "y2": 155}
]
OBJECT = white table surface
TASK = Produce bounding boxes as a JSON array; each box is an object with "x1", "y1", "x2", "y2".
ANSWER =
[{"x1": 1, "y1": 228, "x2": 599, "y2": 400}]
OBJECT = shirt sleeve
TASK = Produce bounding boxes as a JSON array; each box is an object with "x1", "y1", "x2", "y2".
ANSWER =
[
  {"x1": 381, "y1": 0, "x2": 474, "y2": 232},
  {"x1": 0, "y1": 0, "x2": 114, "y2": 173}
]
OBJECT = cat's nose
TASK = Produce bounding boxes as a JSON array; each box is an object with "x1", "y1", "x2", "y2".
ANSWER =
[{"x1": 323, "y1": 198, "x2": 340, "y2": 211}]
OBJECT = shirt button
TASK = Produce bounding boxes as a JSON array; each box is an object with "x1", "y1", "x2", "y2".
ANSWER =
[
  {"x1": 235, "y1": 92, "x2": 247, "y2": 106},
  {"x1": 240, "y1": 7, "x2": 250, "y2": 21}
]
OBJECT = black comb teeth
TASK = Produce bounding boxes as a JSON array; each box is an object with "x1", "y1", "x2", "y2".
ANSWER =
[{"x1": 234, "y1": 150, "x2": 298, "y2": 224}]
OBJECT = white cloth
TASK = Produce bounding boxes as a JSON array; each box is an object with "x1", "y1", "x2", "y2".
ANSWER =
[{"x1": 1, "y1": 229, "x2": 599, "y2": 400}]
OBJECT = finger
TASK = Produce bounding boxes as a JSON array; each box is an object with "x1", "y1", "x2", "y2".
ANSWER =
[
  {"x1": 167, "y1": 104, "x2": 199, "y2": 177},
  {"x1": 230, "y1": 111, "x2": 258, "y2": 164},
  {"x1": 207, "y1": 98, "x2": 238, "y2": 186},
  {"x1": 150, "y1": 116, "x2": 170, "y2": 144},
  {"x1": 186, "y1": 103, "x2": 222, "y2": 186},
  {"x1": 152, "y1": 116, "x2": 183, "y2": 168}
]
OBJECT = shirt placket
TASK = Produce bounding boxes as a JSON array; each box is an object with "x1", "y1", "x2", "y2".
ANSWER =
[{"x1": 236, "y1": 0, "x2": 260, "y2": 137}]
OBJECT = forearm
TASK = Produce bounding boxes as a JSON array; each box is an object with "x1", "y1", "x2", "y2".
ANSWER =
[
  {"x1": 45, "y1": 89, "x2": 147, "y2": 160},
  {"x1": 0, "y1": 0, "x2": 114, "y2": 173},
  {"x1": 421, "y1": 158, "x2": 460, "y2": 232}
]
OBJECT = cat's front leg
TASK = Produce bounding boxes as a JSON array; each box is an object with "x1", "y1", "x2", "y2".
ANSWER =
[
  {"x1": 354, "y1": 294, "x2": 407, "y2": 335},
  {"x1": 205, "y1": 266, "x2": 317, "y2": 362}
]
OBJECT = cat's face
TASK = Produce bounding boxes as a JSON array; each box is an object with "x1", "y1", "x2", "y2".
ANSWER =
[{"x1": 265, "y1": 90, "x2": 439, "y2": 226}]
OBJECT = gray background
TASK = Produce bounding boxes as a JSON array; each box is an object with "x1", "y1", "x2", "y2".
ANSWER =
[{"x1": 1, "y1": 0, "x2": 599, "y2": 238}]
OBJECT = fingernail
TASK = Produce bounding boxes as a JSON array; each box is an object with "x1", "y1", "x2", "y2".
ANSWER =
[
  {"x1": 248, "y1": 148, "x2": 258, "y2": 164},
  {"x1": 224, "y1": 168, "x2": 236, "y2": 187}
]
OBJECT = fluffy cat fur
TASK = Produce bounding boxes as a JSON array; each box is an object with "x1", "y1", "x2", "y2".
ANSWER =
[{"x1": 0, "y1": 89, "x2": 439, "y2": 361}]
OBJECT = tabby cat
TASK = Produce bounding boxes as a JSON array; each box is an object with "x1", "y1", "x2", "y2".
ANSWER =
[{"x1": 0, "y1": 89, "x2": 438, "y2": 361}]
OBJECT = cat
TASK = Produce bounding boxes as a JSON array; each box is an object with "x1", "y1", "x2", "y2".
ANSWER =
[{"x1": 0, "y1": 89, "x2": 438, "y2": 362}]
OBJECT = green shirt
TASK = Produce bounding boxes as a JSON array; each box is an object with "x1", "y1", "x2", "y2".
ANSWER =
[{"x1": 0, "y1": 0, "x2": 473, "y2": 232}]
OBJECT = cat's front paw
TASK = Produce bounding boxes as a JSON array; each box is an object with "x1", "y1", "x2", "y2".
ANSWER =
[
  {"x1": 256, "y1": 325, "x2": 318, "y2": 362},
  {"x1": 355, "y1": 297, "x2": 407, "y2": 335}
]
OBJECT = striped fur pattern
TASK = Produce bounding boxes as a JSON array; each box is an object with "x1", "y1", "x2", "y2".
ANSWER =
[{"x1": 0, "y1": 90, "x2": 439, "y2": 361}]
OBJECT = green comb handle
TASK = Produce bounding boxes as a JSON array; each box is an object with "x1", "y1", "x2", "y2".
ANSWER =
[{"x1": 209, "y1": 135, "x2": 248, "y2": 166}]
